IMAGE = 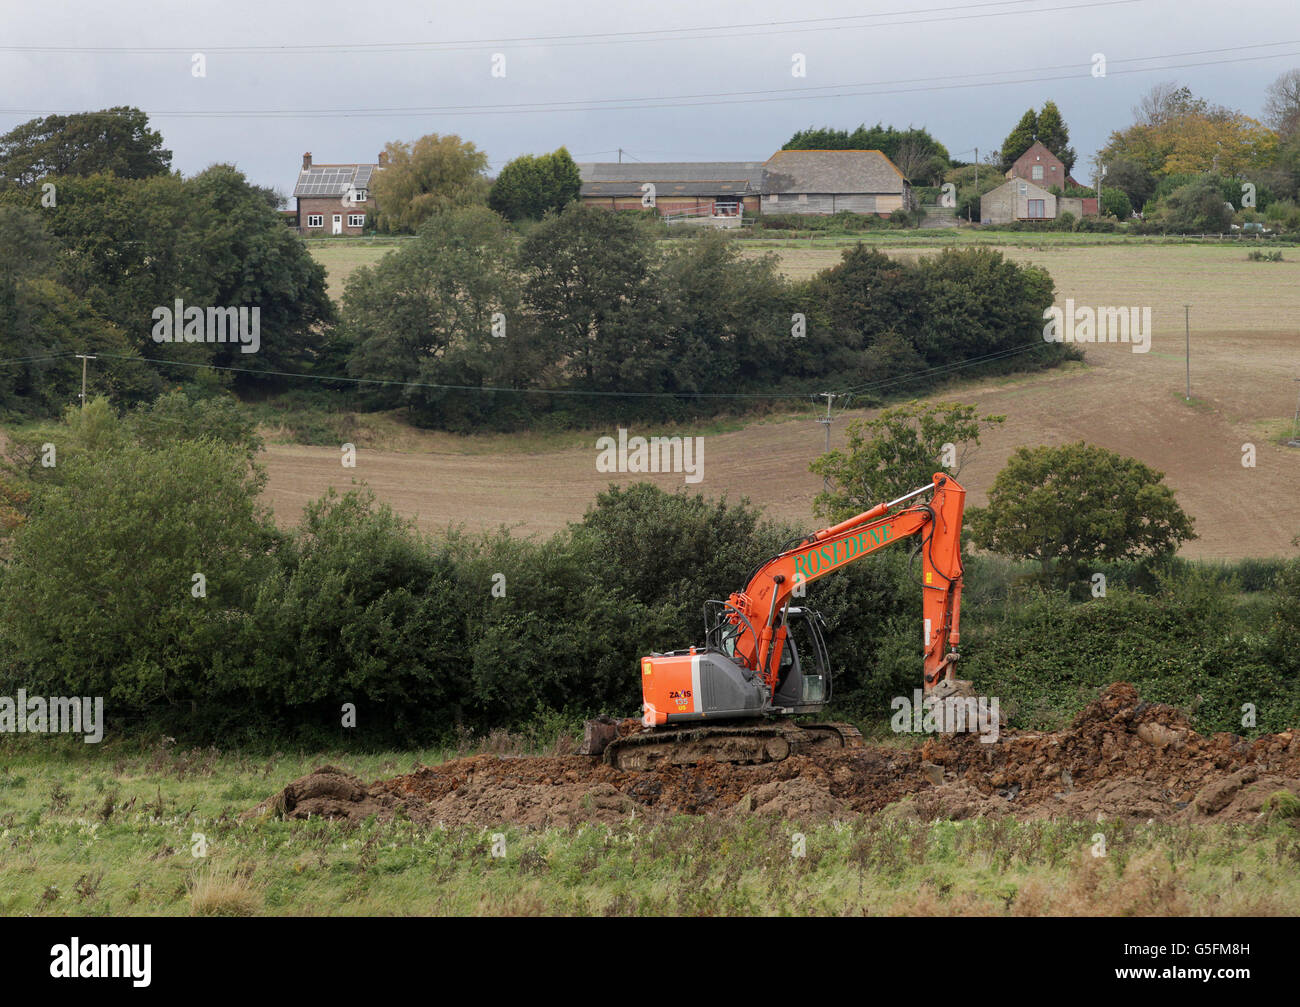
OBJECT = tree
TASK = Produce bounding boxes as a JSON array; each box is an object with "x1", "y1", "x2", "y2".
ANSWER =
[
  {"x1": 1000, "y1": 109, "x2": 1038, "y2": 170},
  {"x1": 810, "y1": 401, "x2": 1005, "y2": 521},
  {"x1": 1099, "y1": 186, "x2": 1133, "y2": 220},
  {"x1": 0, "y1": 107, "x2": 171, "y2": 188},
  {"x1": 343, "y1": 206, "x2": 531, "y2": 429},
  {"x1": 176, "y1": 163, "x2": 335, "y2": 374},
  {"x1": 0, "y1": 206, "x2": 144, "y2": 415},
  {"x1": 1102, "y1": 156, "x2": 1157, "y2": 210},
  {"x1": 966, "y1": 442, "x2": 1196, "y2": 583},
  {"x1": 6, "y1": 166, "x2": 333, "y2": 382},
  {"x1": 517, "y1": 203, "x2": 657, "y2": 390},
  {"x1": 372, "y1": 133, "x2": 490, "y2": 232},
  {"x1": 1264, "y1": 68, "x2": 1300, "y2": 137},
  {"x1": 1148, "y1": 177, "x2": 1235, "y2": 233},
  {"x1": 488, "y1": 147, "x2": 581, "y2": 221},
  {"x1": 0, "y1": 437, "x2": 277, "y2": 706},
  {"x1": 1035, "y1": 100, "x2": 1077, "y2": 174},
  {"x1": 1102, "y1": 83, "x2": 1277, "y2": 179}
]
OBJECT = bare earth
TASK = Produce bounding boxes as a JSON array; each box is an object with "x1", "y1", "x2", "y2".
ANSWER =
[{"x1": 264, "y1": 244, "x2": 1300, "y2": 560}]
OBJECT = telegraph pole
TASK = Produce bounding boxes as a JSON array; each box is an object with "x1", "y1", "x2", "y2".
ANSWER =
[
  {"x1": 817, "y1": 392, "x2": 836, "y2": 491},
  {"x1": 75, "y1": 354, "x2": 96, "y2": 408}
]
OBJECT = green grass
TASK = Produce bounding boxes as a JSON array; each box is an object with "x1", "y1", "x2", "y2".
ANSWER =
[{"x1": 2, "y1": 738, "x2": 1298, "y2": 915}]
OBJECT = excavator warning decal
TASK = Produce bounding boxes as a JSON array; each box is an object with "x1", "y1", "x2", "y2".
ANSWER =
[{"x1": 643, "y1": 660, "x2": 653, "y2": 676}]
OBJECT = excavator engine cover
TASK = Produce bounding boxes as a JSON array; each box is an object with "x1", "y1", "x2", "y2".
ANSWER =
[{"x1": 640, "y1": 652, "x2": 768, "y2": 725}]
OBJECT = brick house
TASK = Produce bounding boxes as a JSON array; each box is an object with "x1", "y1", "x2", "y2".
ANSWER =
[
  {"x1": 1005, "y1": 140, "x2": 1079, "y2": 189},
  {"x1": 759, "y1": 149, "x2": 913, "y2": 216},
  {"x1": 293, "y1": 152, "x2": 385, "y2": 236}
]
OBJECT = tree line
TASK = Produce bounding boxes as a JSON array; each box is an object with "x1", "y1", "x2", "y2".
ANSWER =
[{"x1": 0, "y1": 400, "x2": 1293, "y2": 744}]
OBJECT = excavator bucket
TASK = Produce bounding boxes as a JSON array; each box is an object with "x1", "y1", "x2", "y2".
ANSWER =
[{"x1": 579, "y1": 716, "x2": 620, "y2": 756}]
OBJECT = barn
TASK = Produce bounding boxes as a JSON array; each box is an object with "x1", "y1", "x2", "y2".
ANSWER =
[
  {"x1": 759, "y1": 149, "x2": 913, "y2": 216},
  {"x1": 578, "y1": 161, "x2": 764, "y2": 220}
]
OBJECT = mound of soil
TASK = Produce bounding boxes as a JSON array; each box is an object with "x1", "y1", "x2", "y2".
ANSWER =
[{"x1": 248, "y1": 685, "x2": 1300, "y2": 827}]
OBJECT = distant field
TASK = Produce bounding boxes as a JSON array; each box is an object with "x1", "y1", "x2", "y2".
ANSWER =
[
  {"x1": 283, "y1": 238, "x2": 1300, "y2": 560},
  {"x1": 307, "y1": 239, "x2": 405, "y2": 301}
]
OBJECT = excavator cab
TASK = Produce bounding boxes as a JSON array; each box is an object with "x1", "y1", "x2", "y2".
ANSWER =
[
  {"x1": 772, "y1": 607, "x2": 829, "y2": 712},
  {"x1": 703, "y1": 601, "x2": 829, "y2": 715}
]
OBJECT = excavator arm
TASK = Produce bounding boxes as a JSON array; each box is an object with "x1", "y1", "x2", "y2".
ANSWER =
[{"x1": 727, "y1": 472, "x2": 966, "y2": 697}]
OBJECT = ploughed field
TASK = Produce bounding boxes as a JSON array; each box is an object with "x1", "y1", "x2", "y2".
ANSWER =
[{"x1": 274, "y1": 242, "x2": 1300, "y2": 561}]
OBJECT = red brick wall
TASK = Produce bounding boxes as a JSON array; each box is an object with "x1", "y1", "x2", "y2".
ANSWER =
[
  {"x1": 1009, "y1": 144, "x2": 1066, "y2": 187},
  {"x1": 297, "y1": 196, "x2": 370, "y2": 236}
]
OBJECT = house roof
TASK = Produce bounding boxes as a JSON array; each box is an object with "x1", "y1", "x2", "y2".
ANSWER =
[
  {"x1": 578, "y1": 161, "x2": 765, "y2": 198},
  {"x1": 761, "y1": 149, "x2": 907, "y2": 194},
  {"x1": 294, "y1": 163, "x2": 376, "y2": 198},
  {"x1": 1009, "y1": 140, "x2": 1062, "y2": 170}
]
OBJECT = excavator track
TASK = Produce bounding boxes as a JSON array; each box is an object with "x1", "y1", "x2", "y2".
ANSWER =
[{"x1": 601, "y1": 720, "x2": 862, "y2": 771}]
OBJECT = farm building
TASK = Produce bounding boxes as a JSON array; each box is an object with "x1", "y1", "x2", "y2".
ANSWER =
[
  {"x1": 578, "y1": 162, "x2": 764, "y2": 222},
  {"x1": 980, "y1": 177, "x2": 1056, "y2": 223},
  {"x1": 759, "y1": 149, "x2": 913, "y2": 216},
  {"x1": 293, "y1": 151, "x2": 385, "y2": 236}
]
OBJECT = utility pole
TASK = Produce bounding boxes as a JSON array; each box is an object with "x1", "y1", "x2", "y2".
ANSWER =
[
  {"x1": 618, "y1": 147, "x2": 623, "y2": 164},
  {"x1": 1183, "y1": 305, "x2": 1191, "y2": 401},
  {"x1": 75, "y1": 354, "x2": 96, "y2": 408},
  {"x1": 972, "y1": 147, "x2": 978, "y2": 223},
  {"x1": 817, "y1": 392, "x2": 836, "y2": 491},
  {"x1": 1291, "y1": 378, "x2": 1300, "y2": 445}
]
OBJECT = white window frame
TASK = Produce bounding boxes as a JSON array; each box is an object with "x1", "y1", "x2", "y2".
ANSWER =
[
  {"x1": 306, "y1": 214, "x2": 324, "y2": 228},
  {"x1": 352, "y1": 190, "x2": 367, "y2": 202},
  {"x1": 1031, "y1": 165, "x2": 1044, "y2": 180},
  {"x1": 348, "y1": 214, "x2": 366, "y2": 227}
]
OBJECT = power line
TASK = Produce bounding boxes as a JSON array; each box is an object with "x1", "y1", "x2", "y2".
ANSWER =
[
  {"x1": 7, "y1": 39, "x2": 1296, "y2": 120},
  {"x1": 88, "y1": 352, "x2": 824, "y2": 400},
  {"x1": 0, "y1": 1, "x2": 1136, "y2": 55}
]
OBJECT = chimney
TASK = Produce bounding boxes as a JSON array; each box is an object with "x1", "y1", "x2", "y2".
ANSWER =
[
  {"x1": 302, "y1": 152, "x2": 312, "y2": 170},
  {"x1": 377, "y1": 151, "x2": 388, "y2": 167}
]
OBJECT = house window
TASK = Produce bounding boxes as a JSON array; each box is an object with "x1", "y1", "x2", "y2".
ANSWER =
[
  {"x1": 1031, "y1": 165, "x2": 1044, "y2": 180},
  {"x1": 1027, "y1": 199, "x2": 1046, "y2": 218},
  {"x1": 306, "y1": 214, "x2": 324, "y2": 228},
  {"x1": 348, "y1": 214, "x2": 366, "y2": 227},
  {"x1": 352, "y1": 190, "x2": 367, "y2": 202}
]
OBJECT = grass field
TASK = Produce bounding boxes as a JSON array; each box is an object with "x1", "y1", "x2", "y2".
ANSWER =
[
  {"x1": 275, "y1": 237, "x2": 1300, "y2": 561},
  {"x1": 4, "y1": 739, "x2": 1298, "y2": 916}
]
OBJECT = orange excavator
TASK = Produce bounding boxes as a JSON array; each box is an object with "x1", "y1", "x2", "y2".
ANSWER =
[{"x1": 582, "y1": 473, "x2": 971, "y2": 770}]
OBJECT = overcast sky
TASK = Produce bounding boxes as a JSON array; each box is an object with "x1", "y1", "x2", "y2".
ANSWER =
[{"x1": 3, "y1": 0, "x2": 1297, "y2": 195}]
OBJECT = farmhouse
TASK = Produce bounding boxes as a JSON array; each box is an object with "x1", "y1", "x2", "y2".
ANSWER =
[
  {"x1": 759, "y1": 149, "x2": 913, "y2": 216},
  {"x1": 1006, "y1": 140, "x2": 1076, "y2": 188},
  {"x1": 293, "y1": 151, "x2": 384, "y2": 236},
  {"x1": 578, "y1": 161, "x2": 764, "y2": 221}
]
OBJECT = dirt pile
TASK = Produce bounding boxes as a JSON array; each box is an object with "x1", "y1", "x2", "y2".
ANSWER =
[
  {"x1": 241, "y1": 764, "x2": 401, "y2": 822},
  {"x1": 248, "y1": 684, "x2": 1300, "y2": 827}
]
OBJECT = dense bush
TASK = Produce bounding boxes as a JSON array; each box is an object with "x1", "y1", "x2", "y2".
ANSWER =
[{"x1": 3, "y1": 428, "x2": 1297, "y2": 743}]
